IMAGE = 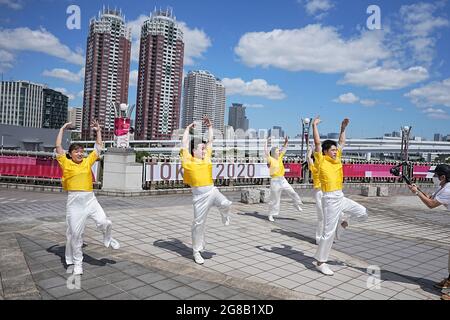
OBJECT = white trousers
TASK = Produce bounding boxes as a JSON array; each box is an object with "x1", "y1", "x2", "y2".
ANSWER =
[
  {"x1": 314, "y1": 190, "x2": 368, "y2": 262},
  {"x1": 65, "y1": 192, "x2": 112, "y2": 265},
  {"x1": 313, "y1": 189, "x2": 324, "y2": 244},
  {"x1": 191, "y1": 186, "x2": 232, "y2": 253},
  {"x1": 268, "y1": 177, "x2": 303, "y2": 216}
]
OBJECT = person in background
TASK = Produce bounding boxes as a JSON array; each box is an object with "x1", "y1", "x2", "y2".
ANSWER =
[{"x1": 264, "y1": 136, "x2": 303, "y2": 222}]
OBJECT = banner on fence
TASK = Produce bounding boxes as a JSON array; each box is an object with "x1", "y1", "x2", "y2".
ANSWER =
[{"x1": 144, "y1": 162, "x2": 303, "y2": 182}]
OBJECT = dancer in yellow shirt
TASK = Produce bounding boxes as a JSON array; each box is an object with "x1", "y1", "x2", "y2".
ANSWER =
[
  {"x1": 312, "y1": 117, "x2": 368, "y2": 276},
  {"x1": 180, "y1": 116, "x2": 232, "y2": 264},
  {"x1": 265, "y1": 136, "x2": 303, "y2": 222},
  {"x1": 56, "y1": 120, "x2": 119, "y2": 276},
  {"x1": 307, "y1": 146, "x2": 323, "y2": 244}
]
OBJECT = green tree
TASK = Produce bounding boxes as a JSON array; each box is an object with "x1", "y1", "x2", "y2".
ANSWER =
[{"x1": 135, "y1": 151, "x2": 150, "y2": 163}]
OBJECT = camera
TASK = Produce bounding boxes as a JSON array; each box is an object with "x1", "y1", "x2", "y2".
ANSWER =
[
  {"x1": 390, "y1": 162, "x2": 412, "y2": 185},
  {"x1": 389, "y1": 166, "x2": 401, "y2": 177}
]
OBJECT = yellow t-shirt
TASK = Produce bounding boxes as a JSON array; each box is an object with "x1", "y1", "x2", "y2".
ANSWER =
[
  {"x1": 309, "y1": 162, "x2": 321, "y2": 189},
  {"x1": 180, "y1": 147, "x2": 214, "y2": 187},
  {"x1": 314, "y1": 148, "x2": 343, "y2": 192},
  {"x1": 267, "y1": 151, "x2": 286, "y2": 178},
  {"x1": 56, "y1": 150, "x2": 99, "y2": 191}
]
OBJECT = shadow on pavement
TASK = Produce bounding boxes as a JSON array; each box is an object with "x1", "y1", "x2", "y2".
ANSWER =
[
  {"x1": 46, "y1": 245, "x2": 116, "y2": 269},
  {"x1": 256, "y1": 243, "x2": 346, "y2": 272},
  {"x1": 237, "y1": 211, "x2": 297, "y2": 222},
  {"x1": 352, "y1": 265, "x2": 442, "y2": 298},
  {"x1": 271, "y1": 228, "x2": 316, "y2": 245},
  {"x1": 153, "y1": 238, "x2": 216, "y2": 260}
]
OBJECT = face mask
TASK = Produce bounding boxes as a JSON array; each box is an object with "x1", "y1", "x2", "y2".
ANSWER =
[{"x1": 432, "y1": 176, "x2": 441, "y2": 186}]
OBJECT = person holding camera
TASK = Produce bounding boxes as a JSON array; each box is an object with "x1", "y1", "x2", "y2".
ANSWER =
[{"x1": 408, "y1": 164, "x2": 450, "y2": 300}]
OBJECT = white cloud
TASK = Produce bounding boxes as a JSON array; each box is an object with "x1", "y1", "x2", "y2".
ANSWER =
[
  {"x1": 129, "y1": 70, "x2": 138, "y2": 86},
  {"x1": 222, "y1": 78, "x2": 286, "y2": 100},
  {"x1": 394, "y1": 107, "x2": 404, "y2": 112},
  {"x1": 360, "y1": 99, "x2": 377, "y2": 107},
  {"x1": 77, "y1": 90, "x2": 84, "y2": 98},
  {"x1": 235, "y1": 25, "x2": 389, "y2": 74},
  {"x1": 54, "y1": 88, "x2": 75, "y2": 100},
  {"x1": 179, "y1": 22, "x2": 212, "y2": 66},
  {"x1": 340, "y1": 66, "x2": 429, "y2": 90},
  {"x1": 0, "y1": 49, "x2": 14, "y2": 71},
  {"x1": 421, "y1": 107, "x2": 450, "y2": 120},
  {"x1": 333, "y1": 92, "x2": 377, "y2": 106},
  {"x1": 333, "y1": 93, "x2": 359, "y2": 104},
  {"x1": 0, "y1": 27, "x2": 84, "y2": 65},
  {"x1": 396, "y1": 2, "x2": 449, "y2": 65},
  {"x1": 0, "y1": 0, "x2": 23, "y2": 10},
  {"x1": 42, "y1": 67, "x2": 84, "y2": 83},
  {"x1": 244, "y1": 104, "x2": 265, "y2": 109},
  {"x1": 301, "y1": 0, "x2": 334, "y2": 17},
  {"x1": 405, "y1": 78, "x2": 450, "y2": 108},
  {"x1": 400, "y1": 2, "x2": 449, "y2": 38},
  {"x1": 127, "y1": 16, "x2": 211, "y2": 66},
  {"x1": 127, "y1": 15, "x2": 147, "y2": 63}
]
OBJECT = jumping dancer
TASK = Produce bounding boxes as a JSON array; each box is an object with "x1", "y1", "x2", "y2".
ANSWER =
[
  {"x1": 265, "y1": 136, "x2": 303, "y2": 222},
  {"x1": 312, "y1": 117, "x2": 368, "y2": 275},
  {"x1": 180, "y1": 116, "x2": 232, "y2": 265},
  {"x1": 56, "y1": 121, "x2": 119, "y2": 276}
]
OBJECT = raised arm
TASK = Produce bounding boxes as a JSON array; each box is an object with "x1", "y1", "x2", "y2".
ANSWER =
[
  {"x1": 264, "y1": 137, "x2": 271, "y2": 158},
  {"x1": 182, "y1": 122, "x2": 195, "y2": 149},
  {"x1": 203, "y1": 116, "x2": 213, "y2": 149},
  {"x1": 91, "y1": 120, "x2": 102, "y2": 150},
  {"x1": 338, "y1": 118, "x2": 349, "y2": 148},
  {"x1": 306, "y1": 145, "x2": 314, "y2": 167},
  {"x1": 312, "y1": 117, "x2": 321, "y2": 153},
  {"x1": 280, "y1": 136, "x2": 289, "y2": 154},
  {"x1": 55, "y1": 122, "x2": 72, "y2": 155}
]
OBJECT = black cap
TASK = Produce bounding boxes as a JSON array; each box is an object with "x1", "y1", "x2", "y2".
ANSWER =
[{"x1": 429, "y1": 164, "x2": 450, "y2": 178}]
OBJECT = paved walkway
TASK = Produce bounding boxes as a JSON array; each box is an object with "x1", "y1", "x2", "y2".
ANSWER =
[{"x1": 0, "y1": 188, "x2": 448, "y2": 300}]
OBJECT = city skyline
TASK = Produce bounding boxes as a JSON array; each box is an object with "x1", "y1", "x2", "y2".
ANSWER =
[{"x1": 1, "y1": 0, "x2": 449, "y2": 140}]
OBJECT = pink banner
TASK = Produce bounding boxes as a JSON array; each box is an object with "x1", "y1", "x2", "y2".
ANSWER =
[
  {"x1": 284, "y1": 163, "x2": 303, "y2": 178},
  {"x1": 0, "y1": 156, "x2": 62, "y2": 179}
]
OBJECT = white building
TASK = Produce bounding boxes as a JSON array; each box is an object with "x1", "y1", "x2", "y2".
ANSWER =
[
  {"x1": 181, "y1": 70, "x2": 226, "y2": 133},
  {"x1": 68, "y1": 107, "x2": 83, "y2": 132},
  {"x1": 0, "y1": 81, "x2": 44, "y2": 128}
]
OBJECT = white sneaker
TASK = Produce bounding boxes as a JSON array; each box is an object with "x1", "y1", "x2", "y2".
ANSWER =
[
  {"x1": 316, "y1": 263, "x2": 334, "y2": 276},
  {"x1": 193, "y1": 251, "x2": 204, "y2": 265},
  {"x1": 109, "y1": 238, "x2": 120, "y2": 250},
  {"x1": 268, "y1": 215, "x2": 275, "y2": 222},
  {"x1": 73, "y1": 264, "x2": 83, "y2": 275}
]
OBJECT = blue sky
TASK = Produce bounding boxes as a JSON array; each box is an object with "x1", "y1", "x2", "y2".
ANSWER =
[{"x1": 1, "y1": 0, "x2": 449, "y2": 139}]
